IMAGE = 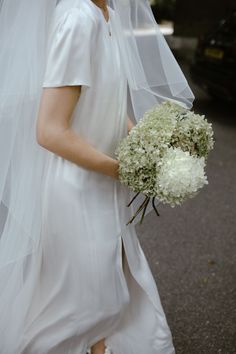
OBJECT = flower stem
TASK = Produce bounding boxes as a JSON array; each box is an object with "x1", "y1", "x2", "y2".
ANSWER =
[
  {"x1": 126, "y1": 195, "x2": 149, "y2": 225},
  {"x1": 152, "y1": 197, "x2": 160, "y2": 216},
  {"x1": 126, "y1": 191, "x2": 140, "y2": 207},
  {"x1": 139, "y1": 196, "x2": 150, "y2": 224}
]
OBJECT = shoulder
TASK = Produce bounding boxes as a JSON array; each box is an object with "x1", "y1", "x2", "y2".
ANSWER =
[{"x1": 50, "y1": 1, "x2": 97, "y2": 36}]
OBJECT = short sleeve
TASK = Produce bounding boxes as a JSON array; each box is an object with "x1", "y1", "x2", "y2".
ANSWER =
[{"x1": 42, "y1": 8, "x2": 94, "y2": 88}]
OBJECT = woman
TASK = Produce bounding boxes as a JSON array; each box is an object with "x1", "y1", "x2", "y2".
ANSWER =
[{"x1": 0, "y1": 0, "x2": 194, "y2": 353}]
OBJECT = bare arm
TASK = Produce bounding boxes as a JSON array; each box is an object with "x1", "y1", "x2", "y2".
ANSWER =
[
  {"x1": 127, "y1": 114, "x2": 135, "y2": 133},
  {"x1": 36, "y1": 86, "x2": 119, "y2": 179}
]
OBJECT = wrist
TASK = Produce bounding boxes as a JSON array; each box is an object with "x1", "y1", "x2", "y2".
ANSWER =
[
  {"x1": 110, "y1": 159, "x2": 119, "y2": 180},
  {"x1": 104, "y1": 158, "x2": 119, "y2": 180}
]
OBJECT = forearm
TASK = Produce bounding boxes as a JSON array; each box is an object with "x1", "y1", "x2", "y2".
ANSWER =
[{"x1": 38, "y1": 127, "x2": 119, "y2": 179}]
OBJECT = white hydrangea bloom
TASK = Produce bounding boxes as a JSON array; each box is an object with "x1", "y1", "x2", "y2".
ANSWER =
[{"x1": 156, "y1": 147, "x2": 208, "y2": 206}]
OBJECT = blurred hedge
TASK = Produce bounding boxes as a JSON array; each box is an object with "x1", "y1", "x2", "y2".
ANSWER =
[{"x1": 150, "y1": 0, "x2": 176, "y2": 21}]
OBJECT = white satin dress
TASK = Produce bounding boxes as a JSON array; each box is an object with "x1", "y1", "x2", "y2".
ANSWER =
[{"x1": 20, "y1": 0, "x2": 175, "y2": 353}]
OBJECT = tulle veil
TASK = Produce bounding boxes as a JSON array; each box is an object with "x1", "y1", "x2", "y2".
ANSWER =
[{"x1": 0, "y1": 0, "x2": 194, "y2": 350}]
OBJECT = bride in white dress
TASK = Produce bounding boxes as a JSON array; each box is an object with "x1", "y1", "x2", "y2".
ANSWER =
[
  {"x1": 34, "y1": 1, "x2": 175, "y2": 353},
  {"x1": 0, "y1": 0, "x2": 194, "y2": 353}
]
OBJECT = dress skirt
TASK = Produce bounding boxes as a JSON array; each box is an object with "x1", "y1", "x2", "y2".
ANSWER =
[{"x1": 18, "y1": 152, "x2": 175, "y2": 354}]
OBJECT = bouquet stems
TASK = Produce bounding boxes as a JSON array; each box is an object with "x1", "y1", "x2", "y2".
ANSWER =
[{"x1": 126, "y1": 193, "x2": 160, "y2": 225}]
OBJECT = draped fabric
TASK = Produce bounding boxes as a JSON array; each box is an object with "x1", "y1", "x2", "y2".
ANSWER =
[{"x1": 0, "y1": 0, "x2": 194, "y2": 352}]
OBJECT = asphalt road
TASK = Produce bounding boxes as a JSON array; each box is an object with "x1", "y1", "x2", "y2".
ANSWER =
[{"x1": 135, "y1": 62, "x2": 236, "y2": 354}]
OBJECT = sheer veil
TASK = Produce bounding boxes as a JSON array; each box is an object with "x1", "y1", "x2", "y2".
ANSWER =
[
  {"x1": 110, "y1": 0, "x2": 194, "y2": 116},
  {"x1": 0, "y1": 1, "x2": 58, "y2": 349},
  {"x1": 0, "y1": 0, "x2": 194, "y2": 349}
]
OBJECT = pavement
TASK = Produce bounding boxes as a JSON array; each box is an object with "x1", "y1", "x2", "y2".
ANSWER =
[{"x1": 135, "y1": 61, "x2": 236, "y2": 354}]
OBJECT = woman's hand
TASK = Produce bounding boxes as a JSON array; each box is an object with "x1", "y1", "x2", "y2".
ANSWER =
[{"x1": 110, "y1": 159, "x2": 120, "y2": 180}]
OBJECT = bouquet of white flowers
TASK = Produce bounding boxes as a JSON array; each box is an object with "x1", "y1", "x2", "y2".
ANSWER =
[{"x1": 115, "y1": 100, "x2": 214, "y2": 225}]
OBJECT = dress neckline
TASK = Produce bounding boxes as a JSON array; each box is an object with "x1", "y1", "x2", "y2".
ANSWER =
[{"x1": 88, "y1": 0, "x2": 110, "y2": 23}]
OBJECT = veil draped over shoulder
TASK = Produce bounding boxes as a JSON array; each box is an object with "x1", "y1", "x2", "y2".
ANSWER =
[{"x1": 0, "y1": 0, "x2": 194, "y2": 347}]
